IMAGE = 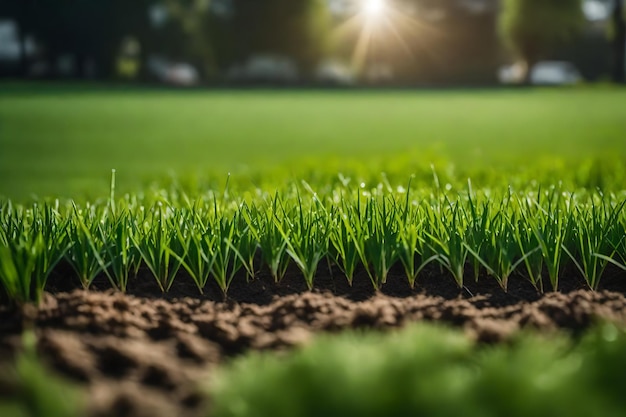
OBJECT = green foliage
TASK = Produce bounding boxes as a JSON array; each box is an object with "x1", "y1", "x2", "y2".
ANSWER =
[
  {"x1": 209, "y1": 322, "x2": 626, "y2": 417},
  {"x1": 230, "y1": 0, "x2": 331, "y2": 72},
  {"x1": 499, "y1": 0, "x2": 585, "y2": 67}
]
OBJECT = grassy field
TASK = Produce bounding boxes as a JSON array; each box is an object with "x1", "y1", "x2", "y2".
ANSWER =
[
  {"x1": 1, "y1": 86, "x2": 625, "y2": 200},
  {"x1": 1, "y1": 85, "x2": 626, "y2": 303}
]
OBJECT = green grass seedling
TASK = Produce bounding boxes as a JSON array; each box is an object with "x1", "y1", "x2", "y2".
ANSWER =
[
  {"x1": 132, "y1": 203, "x2": 185, "y2": 292},
  {"x1": 394, "y1": 183, "x2": 438, "y2": 288},
  {"x1": 563, "y1": 200, "x2": 626, "y2": 290},
  {"x1": 0, "y1": 204, "x2": 68, "y2": 303},
  {"x1": 64, "y1": 203, "x2": 108, "y2": 289},
  {"x1": 0, "y1": 236, "x2": 43, "y2": 304},
  {"x1": 327, "y1": 204, "x2": 361, "y2": 285},
  {"x1": 463, "y1": 180, "x2": 491, "y2": 283},
  {"x1": 425, "y1": 200, "x2": 469, "y2": 288},
  {"x1": 233, "y1": 204, "x2": 258, "y2": 281},
  {"x1": 243, "y1": 196, "x2": 290, "y2": 283},
  {"x1": 335, "y1": 190, "x2": 399, "y2": 290},
  {"x1": 361, "y1": 195, "x2": 400, "y2": 289},
  {"x1": 511, "y1": 222, "x2": 544, "y2": 290},
  {"x1": 97, "y1": 210, "x2": 139, "y2": 292},
  {"x1": 395, "y1": 215, "x2": 429, "y2": 289},
  {"x1": 525, "y1": 188, "x2": 573, "y2": 291},
  {"x1": 172, "y1": 208, "x2": 217, "y2": 293},
  {"x1": 208, "y1": 212, "x2": 252, "y2": 296},
  {"x1": 466, "y1": 212, "x2": 537, "y2": 292},
  {"x1": 275, "y1": 193, "x2": 329, "y2": 290}
]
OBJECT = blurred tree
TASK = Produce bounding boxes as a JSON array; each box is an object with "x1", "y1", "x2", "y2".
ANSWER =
[
  {"x1": 499, "y1": 0, "x2": 585, "y2": 83},
  {"x1": 163, "y1": 0, "x2": 220, "y2": 78},
  {"x1": 230, "y1": 0, "x2": 331, "y2": 75},
  {"x1": 612, "y1": 0, "x2": 625, "y2": 82},
  {"x1": 162, "y1": 0, "x2": 331, "y2": 78}
]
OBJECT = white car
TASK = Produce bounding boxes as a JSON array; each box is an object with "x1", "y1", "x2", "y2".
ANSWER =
[
  {"x1": 147, "y1": 56, "x2": 199, "y2": 86},
  {"x1": 498, "y1": 61, "x2": 583, "y2": 85},
  {"x1": 530, "y1": 61, "x2": 582, "y2": 85},
  {"x1": 315, "y1": 60, "x2": 355, "y2": 85}
]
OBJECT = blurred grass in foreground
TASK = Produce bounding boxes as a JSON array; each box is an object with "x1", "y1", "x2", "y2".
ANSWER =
[
  {"x1": 0, "y1": 332, "x2": 84, "y2": 417},
  {"x1": 210, "y1": 322, "x2": 626, "y2": 417},
  {"x1": 0, "y1": 86, "x2": 624, "y2": 200},
  {"x1": 3, "y1": 323, "x2": 626, "y2": 417}
]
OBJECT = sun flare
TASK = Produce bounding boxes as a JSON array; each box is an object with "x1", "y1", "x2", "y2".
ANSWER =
[
  {"x1": 363, "y1": 0, "x2": 386, "y2": 17},
  {"x1": 330, "y1": 0, "x2": 440, "y2": 74}
]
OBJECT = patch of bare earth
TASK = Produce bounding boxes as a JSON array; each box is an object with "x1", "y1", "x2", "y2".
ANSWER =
[{"x1": 2, "y1": 264, "x2": 626, "y2": 417}]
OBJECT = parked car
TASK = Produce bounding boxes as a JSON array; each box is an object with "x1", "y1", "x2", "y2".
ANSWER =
[
  {"x1": 498, "y1": 61, "x2": 583, "y2": 85},
  {"x1": 529, "y1": 61, "x2": 582, "y2": 85},
  {"x1": 226, "y1": 55, "x2": 298, "y2": 84},
  {"x1": 147, "y1": 56, "x2": 199, "y2": 86},
  {"x1": 315, "y1": 60, "x2": 355, "y2": 85}
]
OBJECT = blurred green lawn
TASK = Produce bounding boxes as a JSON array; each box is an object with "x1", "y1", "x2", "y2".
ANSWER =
[{"x1": 0, "y1": 85, "x2": 624, "y2": 200}]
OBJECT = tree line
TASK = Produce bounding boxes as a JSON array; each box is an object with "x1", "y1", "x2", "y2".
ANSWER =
[{"x1": 1, "y1": 0, "x2": 624, "y2": 84}]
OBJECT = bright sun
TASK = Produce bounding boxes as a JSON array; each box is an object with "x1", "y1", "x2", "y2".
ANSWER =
[{"x1": 363, "y1": 0, "x2": 386, "y2": 17}]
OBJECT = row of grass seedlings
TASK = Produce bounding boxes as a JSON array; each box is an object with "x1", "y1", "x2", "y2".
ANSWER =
[
  {"x1": 132, "y1": 201, "x2": 185, "y2": 292},
  {"x1": 243, "y1": 195, "x2": 290, "y2": 284},
  {"x1": 0, "y1": 203, "x2": 68, "y2": 304},
  {"x1": 64, "y1": 203, "x2": 109, "y2": 289},
  {"x1": 564, "y1": 197, "x2": 626, "y2": 290},
  {"x1": 278, "y1": 188, "x2": 329, "y2": 290}
]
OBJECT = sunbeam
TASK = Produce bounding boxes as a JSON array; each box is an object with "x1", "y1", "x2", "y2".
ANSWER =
[{"x1": 329, "y1": 0, "x2": 446, "y2": 78}]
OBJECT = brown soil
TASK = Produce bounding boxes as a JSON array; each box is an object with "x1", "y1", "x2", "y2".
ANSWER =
[{"x1": 2, "y1": 263, "x2": 626, "y2": 417}]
